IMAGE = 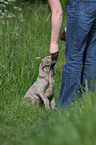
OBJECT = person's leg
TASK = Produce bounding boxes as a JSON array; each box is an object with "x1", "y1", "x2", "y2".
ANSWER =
[
  {"x1": 57, "y1": 0, "x2": 96, "y2": 108},
  {"x1": 81, "y1": 18, "x2": 96, "y2": 91}
]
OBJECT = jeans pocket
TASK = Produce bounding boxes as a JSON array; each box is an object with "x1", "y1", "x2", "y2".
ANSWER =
[{"x1": 82, "y1": 0, "x2": 96, "y2": 15}]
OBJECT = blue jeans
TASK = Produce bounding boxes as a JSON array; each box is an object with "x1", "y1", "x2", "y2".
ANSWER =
[{"x1": 57, "y1": 0, "x2": 96, "y2": 108}]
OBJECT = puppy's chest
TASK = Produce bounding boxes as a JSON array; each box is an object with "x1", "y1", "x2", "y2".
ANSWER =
[
  {"x1": 48, "y1": 75, "x2": 55, "y2": 88},
  {"x1": 49, "y1": 76, "x2": 54, "y2": 84}
]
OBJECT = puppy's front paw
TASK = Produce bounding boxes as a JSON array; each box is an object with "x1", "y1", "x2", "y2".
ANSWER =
[
  {"x1": 44, "y1": 99, "x2": 50, "y2": 110},
  {"x1": 51, "y1": 105, "x2": 55, "y2": 110},
  {"x1": 51, "y1": 98, "x2": 56, "y2": 109},
  {"x1": 45, "y1": 105, "x2": 50, "y2": 110}
]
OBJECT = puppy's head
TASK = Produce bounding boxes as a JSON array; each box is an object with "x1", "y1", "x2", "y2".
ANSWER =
[
  {"x1": 39, "y1": 56, "x2": 52, "y2": 77},
  {"x1": 41, "y1": 56, "x2": 51, "y2": 68}
]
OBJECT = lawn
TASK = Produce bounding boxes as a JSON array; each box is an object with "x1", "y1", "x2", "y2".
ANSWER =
[{"x1": 0, "y1": 1, "x2": 96, "y2": 145}]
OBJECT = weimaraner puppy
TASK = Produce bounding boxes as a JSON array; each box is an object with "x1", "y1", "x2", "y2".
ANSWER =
[{"x1": 24, "y1": 56, "x2": 55, "y2": 110}]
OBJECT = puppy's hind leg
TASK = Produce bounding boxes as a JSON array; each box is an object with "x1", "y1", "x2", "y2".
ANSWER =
[
  {"x1": 23, "y1": 95, "x2": 35, "y2": 105},
  {"x1": 24, "y1": 94, "x2": 40, "y2": 106}
]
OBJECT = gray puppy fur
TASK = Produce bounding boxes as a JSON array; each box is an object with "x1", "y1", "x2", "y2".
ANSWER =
[{"x1": 24, "y1": 56, "x2": 55, "y2": 110}]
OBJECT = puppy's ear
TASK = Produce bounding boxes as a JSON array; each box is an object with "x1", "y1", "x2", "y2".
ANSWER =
[
  {"x1": 39, "y1": 62, "x2": 46, "y2": 77},
  {"x1": 40, "y1": 61, "x2": 46, "y2": 69}
]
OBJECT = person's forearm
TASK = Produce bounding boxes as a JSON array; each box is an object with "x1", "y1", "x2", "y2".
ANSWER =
[
  {"x1": 48, "y1": 0, "x2": 63, "y2": 54},
  {"x1": 50, "y1": 9, "x2": 63, "y2": 54}
]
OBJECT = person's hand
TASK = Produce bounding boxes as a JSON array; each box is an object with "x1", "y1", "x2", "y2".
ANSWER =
[
  {"x1": 51, "y1": 51, "x2": 59, "y2": 68},
  {"x1": 60, "y1": 27, "x2": 66, "y2": 41}
]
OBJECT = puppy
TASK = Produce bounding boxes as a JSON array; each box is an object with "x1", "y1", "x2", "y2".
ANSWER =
[{"x1": 24, "y1": 56, "x2": 55, "y2": 110}]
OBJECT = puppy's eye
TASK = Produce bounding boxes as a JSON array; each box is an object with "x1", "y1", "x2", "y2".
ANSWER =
[{"x1": 46, "y1": 61, "x2": 49, "y2": 64}]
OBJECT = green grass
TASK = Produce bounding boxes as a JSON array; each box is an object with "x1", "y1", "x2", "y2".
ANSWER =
[{"x1": 0, "y1": 1, "x2": 96, "y2": 145}]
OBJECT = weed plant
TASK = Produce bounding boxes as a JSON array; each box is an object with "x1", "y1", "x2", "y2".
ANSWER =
[{"x1": 0, "y1": 1, "x2": 96, "y2": 145}]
